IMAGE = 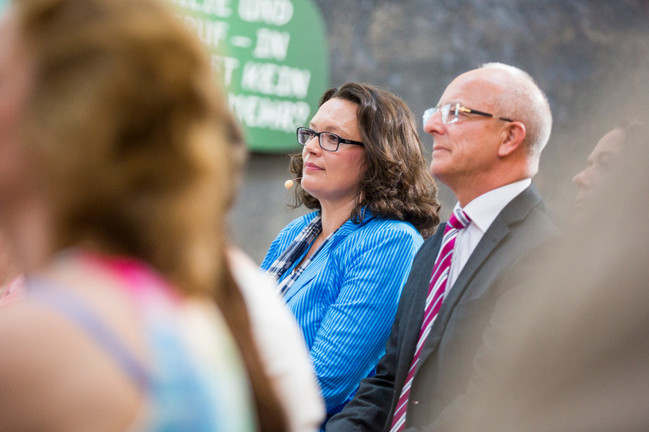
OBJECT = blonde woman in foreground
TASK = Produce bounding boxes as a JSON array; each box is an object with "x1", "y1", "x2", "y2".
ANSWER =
[{"x1": 0, "y1": 0, "x2": 287, "y2": 430}]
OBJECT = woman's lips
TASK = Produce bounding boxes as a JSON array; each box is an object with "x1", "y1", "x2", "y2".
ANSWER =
[{"x1": 304, "y1": 161, "x2": 323, "y2": 171}]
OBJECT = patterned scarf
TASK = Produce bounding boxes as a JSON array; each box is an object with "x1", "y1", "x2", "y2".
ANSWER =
[{"x1": 266, "y1": 214, "x2": 331, "y2": 296}]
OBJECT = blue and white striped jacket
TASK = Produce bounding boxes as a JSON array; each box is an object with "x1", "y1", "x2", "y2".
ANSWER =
[{"x1": 261, "y1": 210, "x2": 423, "y2": 419}]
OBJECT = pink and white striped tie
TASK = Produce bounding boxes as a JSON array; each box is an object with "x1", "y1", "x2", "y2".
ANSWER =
[{"x1": 389, "y1": 208, "x2": 471, "y2": 432}]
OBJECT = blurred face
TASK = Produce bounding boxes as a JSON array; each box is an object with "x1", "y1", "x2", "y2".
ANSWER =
[
  {"x1": 0, "y1": 11, "x2": 34, "y2": 207},
  {"x1": 572, "y1": 128, "x2": 625, "y2": 213},
  {"x1": 424, "y1": 69, "x2": 508, "y2": 191},
  {"x1": 301, "y1": 98, "x2": 366, "y2": 209}
]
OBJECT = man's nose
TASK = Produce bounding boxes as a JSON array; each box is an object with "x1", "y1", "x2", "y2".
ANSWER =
[
  {"x1": 424, "y1": 110, "x2": 444, "y2": 135},
  {"x1": 572, "y1": 167, "x2": 591, "y2": 188}
]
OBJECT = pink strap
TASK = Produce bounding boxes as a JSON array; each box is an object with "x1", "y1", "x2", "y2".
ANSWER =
[{"x1": 79, "y1": 251, "x2": 179, "y2": 303}]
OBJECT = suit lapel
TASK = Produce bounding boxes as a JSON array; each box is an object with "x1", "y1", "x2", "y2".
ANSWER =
[{"x1": 415, "y1": 185, "x2": 542, "y2": 369}]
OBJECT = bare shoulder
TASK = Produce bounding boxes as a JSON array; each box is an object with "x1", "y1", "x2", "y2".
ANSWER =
[
  {"x1": 0, "y1": 299, "x2": 142, "y2": 431},
  {"x1": 0, "y1": 300, "x2": 72, "y2": 383}
]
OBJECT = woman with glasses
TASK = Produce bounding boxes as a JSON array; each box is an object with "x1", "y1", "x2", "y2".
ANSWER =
[{"x1": 261, "y1": 82, "x2": 440, "y2": 425}]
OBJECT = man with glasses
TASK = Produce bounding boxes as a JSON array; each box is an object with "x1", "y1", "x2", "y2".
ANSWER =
[{"x1": 327, "y1": 63, "x2": 560, "y2": 432}]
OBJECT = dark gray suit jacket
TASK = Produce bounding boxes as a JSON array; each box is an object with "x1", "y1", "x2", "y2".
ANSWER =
[{"x1": 326, "y1": 184, "x2": 561, "y2": 432}]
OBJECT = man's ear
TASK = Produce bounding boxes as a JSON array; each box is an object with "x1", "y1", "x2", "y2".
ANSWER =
[{"x1": 498, "y1": 121, "x2": 527, "y2": 157}]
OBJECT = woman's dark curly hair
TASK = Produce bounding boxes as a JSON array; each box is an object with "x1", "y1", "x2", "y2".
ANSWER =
[{"x1": 289, "y1": 82, "x2": 440, "y2": 237}]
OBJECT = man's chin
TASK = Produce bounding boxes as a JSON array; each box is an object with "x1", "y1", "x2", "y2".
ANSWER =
[{"x1": 430, "y1": 161, "x2": 449, "y2": 179}]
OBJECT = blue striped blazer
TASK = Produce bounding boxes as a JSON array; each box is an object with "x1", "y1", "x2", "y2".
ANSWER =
[{"x1": 261, "y1": 210, "x2": 424, "y2": 418}]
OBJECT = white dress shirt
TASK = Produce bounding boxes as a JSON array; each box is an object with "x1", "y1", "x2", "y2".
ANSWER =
[{"x1": 445, "y1": 178, "x2": 532, "y2": 291}]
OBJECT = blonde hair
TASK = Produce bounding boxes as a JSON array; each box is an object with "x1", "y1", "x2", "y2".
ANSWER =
[
  {"x1": 14, "y1": 0, "x2": 288, "y2": 429},
  {"x1": 17, "y1": 0, "x2": 233, "y2": 297}
]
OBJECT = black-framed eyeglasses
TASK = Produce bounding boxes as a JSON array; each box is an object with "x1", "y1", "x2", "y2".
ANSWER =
[
  {"x1": 296, "y1": 127, "x2": 364, "y2": 152},
  {"x1": 422, "y1": 103, "x2": 514, "y2": 125}
]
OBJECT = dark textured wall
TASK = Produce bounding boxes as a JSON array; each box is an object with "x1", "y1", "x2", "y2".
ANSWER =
[{"x1": 230, "y1": 0, "x2": 649, "y2": 263}]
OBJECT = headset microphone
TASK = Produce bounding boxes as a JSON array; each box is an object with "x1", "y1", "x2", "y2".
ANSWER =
[{"x1": 284, "y1": 177, "x2": 302, "y2": 189}]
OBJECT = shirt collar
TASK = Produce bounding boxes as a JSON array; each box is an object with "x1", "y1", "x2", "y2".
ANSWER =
[{"x1": 458, "y1": 178, "x2": 532, "y2": 233}]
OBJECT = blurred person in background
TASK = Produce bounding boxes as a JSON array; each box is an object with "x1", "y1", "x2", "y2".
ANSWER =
[
  {"x1": 228, "y1": 246, "x2": 325, "y2": 432},
  {"x1": 0, "y1": 0, "x2": 22, "y2": 305},
  {"x1": 261, "y1": 82, "x2": 440, "y2": 425},
  {"x1": 0, "y1": 231, "x2": 23, "y2": 304},
  {"x1": 225, "y1": 86, "x2": 325, "y2": 432},
  {"x1": 437, "y1": 122, "x2": 649, "y2": 432},
  {"x1": 0, "y1": 0, "x2": 286, "y2": 430},
  {"x1": 572, "y1": 121, "x2": 644, "y2": 222}
]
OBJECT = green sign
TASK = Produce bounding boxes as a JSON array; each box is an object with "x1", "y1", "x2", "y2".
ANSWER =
[{"x1": 168, "y1": 0, "x2": 329, "y2": 153}]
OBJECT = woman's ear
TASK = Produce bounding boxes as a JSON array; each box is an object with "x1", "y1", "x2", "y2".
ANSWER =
[{"x1": 498, "y1": 121, "x2": 527, "y2": 157}]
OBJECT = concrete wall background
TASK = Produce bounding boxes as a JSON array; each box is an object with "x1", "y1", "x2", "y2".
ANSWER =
[{"x1": 229, "y1": 0, "x2": 649, "y2": 263}]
